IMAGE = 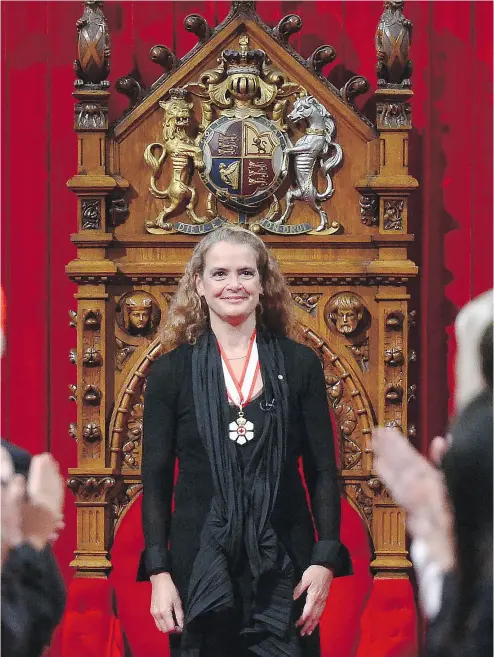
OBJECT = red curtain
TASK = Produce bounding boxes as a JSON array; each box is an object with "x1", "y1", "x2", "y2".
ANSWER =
[{"x1": 1, "y1": 1, "x2": 492, "y2": 654}]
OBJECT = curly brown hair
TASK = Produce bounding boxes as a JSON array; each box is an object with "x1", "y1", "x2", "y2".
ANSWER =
[{"x1": 161, "y1": 226, "x2": 295, "y2": 350}]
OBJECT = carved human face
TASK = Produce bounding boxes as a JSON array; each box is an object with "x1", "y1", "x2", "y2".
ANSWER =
[
  {"x1": 335, "y1": 307, "x2": 361, "y2": 334},
  {"x1": 129, "y1": 308, "x2": 151, "y2": 331},
  {"x1": 196, "y1": 241, "x2": 263, "y2": 327}
]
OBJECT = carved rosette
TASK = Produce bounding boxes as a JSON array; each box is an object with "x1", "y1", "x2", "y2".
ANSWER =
[
  {"x1": 381, "y1": 301, "x2": 408, "y2": 438},
  {"x1": 79, "y1": 307, "x2": 105, "y2": 460}
]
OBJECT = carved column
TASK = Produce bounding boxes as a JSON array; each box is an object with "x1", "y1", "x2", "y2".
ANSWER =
[
  {"x1": 372, "y1": 288, "x2": 412, "y2": 573},
  {"x1": 68, "y1": 475, "x2": 118, "y2": 576},
  {"x1": 66, "y1": 1, "x2": 124, "y2": 577}
]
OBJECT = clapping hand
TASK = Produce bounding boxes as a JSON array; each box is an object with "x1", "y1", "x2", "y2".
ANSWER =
[
  {"x1": 372, "y1": 427, "x2": 454, "y2": 570},
  {"x1": 23, "y1": 454, "x2": 65, "y2": 551}
]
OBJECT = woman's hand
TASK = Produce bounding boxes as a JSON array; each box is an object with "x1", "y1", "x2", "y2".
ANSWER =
[
  {"x1": 150, "y1": 572, "x2": 184, "y2": 634},
  {"x1": 293, "y1": 565, "x2": 334, "y2": 636}
]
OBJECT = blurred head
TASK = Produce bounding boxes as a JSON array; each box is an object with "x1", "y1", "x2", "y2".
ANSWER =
[
  {"x1": 161, "y1": 226, "x2": 293, "y2": 348},
  {"x1": 454, "y1": 289, "x2": 493, "y2": 411}
]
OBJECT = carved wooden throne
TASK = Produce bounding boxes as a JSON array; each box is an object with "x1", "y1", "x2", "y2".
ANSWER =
[{"x1": 65, "y1": 2, "x2": 419, "y2": 655}]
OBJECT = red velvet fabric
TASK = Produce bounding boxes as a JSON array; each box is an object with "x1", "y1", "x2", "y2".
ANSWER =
[
  {"x1": 1, "y1": 3, "x2": 492, "y2": 657},
  {"x1": 57, "y1": 579, "x2": 124, "y2": 657}
]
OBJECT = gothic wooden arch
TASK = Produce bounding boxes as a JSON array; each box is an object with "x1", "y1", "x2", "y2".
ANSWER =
[{"x1": 67, "y1": 0, "x2": 417, "y2": 580}]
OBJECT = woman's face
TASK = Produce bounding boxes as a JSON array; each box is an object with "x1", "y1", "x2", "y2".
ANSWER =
[{"x1": 196, "y1": 241, "x2": 263, "y2": 325}]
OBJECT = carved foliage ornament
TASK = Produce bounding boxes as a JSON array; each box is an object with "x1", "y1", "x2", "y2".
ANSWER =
[
  {"x1": 75, "y1": 103, "x2": 108, "y2": 130},
  {"x1": 123, "y1": 398, "x2": 144, "y2": 469},
  {"x1": 383, "y1": 199, "x2": 404, "y2": 230},
  {"x1": 113, "y1": 483, "x2": 143, "y2": 521},
  {"x1": 324, "y1": 373, "x2": 362, "y2": 470},
  {"x1": 292, "y1": 293, "x2": 321, "y2": 316},
  {"x1": 144, "y1": 36, "x2": 343, "y2": 236},
  {"x1": 360, "y1": 195, "x2": 378, "y2": 227},
  {"x1": 377, "y1": 101, "x2": 411, "y2": 129},
  {"x1": 81, "y1": 199, "x2": 101, "y2": 229},
  {"x1": 68, "y1": 476, "x2": 115, "y2": 501},
  {"x1": 115, "y1": 338, "x2": 136, "y2": 372}
]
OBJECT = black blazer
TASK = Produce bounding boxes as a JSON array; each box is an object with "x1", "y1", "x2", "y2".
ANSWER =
[{"x1": 138, "y1": 337, "x2": 352, "y2": 596}]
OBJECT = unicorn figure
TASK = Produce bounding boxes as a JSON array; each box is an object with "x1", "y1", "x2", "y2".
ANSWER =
[{"x1": 276, "y1": 96, "x2": 343, "y2": 232}]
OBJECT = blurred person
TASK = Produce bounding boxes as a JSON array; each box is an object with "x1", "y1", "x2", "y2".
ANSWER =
[
  {"x1": 454, "y1": 289, "x2": 493, "y2": 410},
  {"x1": 429, "y1": 389, "x2": 492, "y2": 657},
  {"x1": 373, "y1": 291, "x2": 493, "y2": 655},
  {"x1": 1, "y1": 440, "x2": 66, "y2": 657}
]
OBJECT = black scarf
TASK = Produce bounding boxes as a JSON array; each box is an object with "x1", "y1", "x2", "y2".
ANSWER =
[{"x1": 182, "y1": 329, "x2": 301, "y2": 657}]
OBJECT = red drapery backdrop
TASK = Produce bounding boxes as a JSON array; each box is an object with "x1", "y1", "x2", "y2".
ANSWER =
[{"x1": 1, "y1": 2, "x2": 492, "y2": 656}]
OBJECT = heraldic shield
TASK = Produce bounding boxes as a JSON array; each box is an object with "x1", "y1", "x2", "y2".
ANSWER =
[{"x1": 200, "y1": 115, "x2": 291, "y2": 210}]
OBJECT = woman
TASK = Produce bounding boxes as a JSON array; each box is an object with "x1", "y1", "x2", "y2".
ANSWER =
[{"x1": 138, "y1": 226, "x2": 351, "y2": 657}]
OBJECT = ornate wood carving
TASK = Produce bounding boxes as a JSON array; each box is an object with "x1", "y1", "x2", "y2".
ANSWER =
[
  {"x1": 74, "y1": 1, "x2": 111, "y2": 88},
  {"x1": 340, "y1": 76, "x2": 370, "y2": 106},
  {"x1": 184, "y1": 14, "x2": 213, "y2": 44},
  {"x1": 307, "y1": 45, "x2": 337, "y2": 75},
  {"x1": 359, "y1": 195, "x2": 378, "y2": 226},
  {"x1": 115, "y1": 75, "x2": 143, "y2": 110},
  {"x1": 67, "y1": 0, "x2": 419, "y2": 581},
  {"x1": 273, "y1": 15, "x2": 302, "y2": 44},
  {"x1": 149, "y1": 45, "x2": 178, "y2": 73},
  {"x1": 383, "y1": 198, "x2": 404, "y2": 230},
  {"x1": 375, "y1": 1, "x2": 413, "y2": 88},
  {"x1": 291, "y1": 293, "x2": 321, "y2": 316},
  {"x1": 81, "y1": 199, "x2": 101, "y2": 229}
]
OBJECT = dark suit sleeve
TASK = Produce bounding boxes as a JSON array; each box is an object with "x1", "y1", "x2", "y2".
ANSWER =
[
  {"x1": 1, "y1": 544, "x2": 66, "y2": 657},
  {"x1": 137, "y1": 353, "x2": 178, "y2": 580},
  {"x1": 299, "y1": 348, "x2": 352, "y2": 577}
]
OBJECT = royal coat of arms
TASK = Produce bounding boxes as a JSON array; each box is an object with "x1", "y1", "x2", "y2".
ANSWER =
[
  {"x1": 144, "y1": 35, "x2": 343, "y2": 235},
  {"x1": 200, "y1": 115, "x2": 290, "y2": 211}
]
